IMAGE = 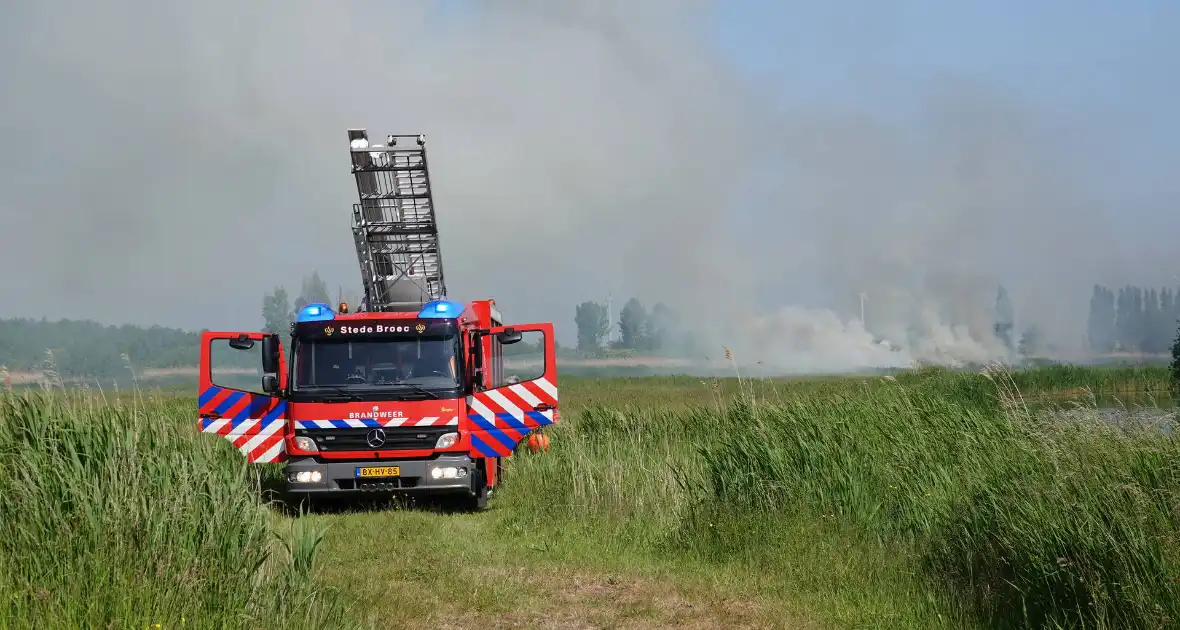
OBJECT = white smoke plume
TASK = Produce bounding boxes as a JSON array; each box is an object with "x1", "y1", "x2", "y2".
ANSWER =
[{"x1": 0, "y1": 1, "x2": 1176, "y2": 374}]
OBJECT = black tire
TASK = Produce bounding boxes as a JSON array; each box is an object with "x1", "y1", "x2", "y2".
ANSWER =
[{"x1": 458, "y1": 467, "x2": 489, "y2": 512}]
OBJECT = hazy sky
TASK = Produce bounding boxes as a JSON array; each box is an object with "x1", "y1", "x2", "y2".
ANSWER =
[{"x1": 2, "y1": 0, "x2": 1178, "y2": 370}]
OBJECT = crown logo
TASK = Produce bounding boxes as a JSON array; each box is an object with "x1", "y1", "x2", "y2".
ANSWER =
[
  {"x1": 415, "y1": 323, "x2": 426, "y2": 333},
  {"x1": 324, "y1": 326, "x2": 335, "y2": 336}
]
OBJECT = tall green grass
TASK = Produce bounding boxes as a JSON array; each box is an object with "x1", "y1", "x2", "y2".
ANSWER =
[
  {"x1": 548, "y1": 364, "x2": 1173, "y2": 415},
  {"x1": 1000, "y1": 363, "x2": 1171, "y2": 394},
  {"x1": 2, "y1": 364, "x2": 1174, "y2": 628},
  {"x1": 0, "y1": 391, "x2": 344, "y2": 630},
  {"x1": 501, "y1": 367, "x2": 1180, "y2": 628}
]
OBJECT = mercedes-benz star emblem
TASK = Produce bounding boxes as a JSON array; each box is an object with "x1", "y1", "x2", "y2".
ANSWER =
[{"x1": 365, "y1": 428, "x2": 387, "y2": 448}]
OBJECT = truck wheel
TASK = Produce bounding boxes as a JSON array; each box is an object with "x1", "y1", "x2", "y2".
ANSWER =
[{"x1": 460, "y1": 468, "x2": 489, "y2": 511}]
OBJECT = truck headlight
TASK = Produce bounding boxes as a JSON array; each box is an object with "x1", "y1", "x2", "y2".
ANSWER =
[
  {"x1": 434, "y1": 432, "x2": 459, "y2": 449},
  {"x1": 430, "y1": 466, "x2": 467, "y2": 480},
  {"x1": 288, "y1": 470, "x2": 323, "y2": 483},
  {"x1": 294, "y1": 436, "x2": 318, "y2": 452}
]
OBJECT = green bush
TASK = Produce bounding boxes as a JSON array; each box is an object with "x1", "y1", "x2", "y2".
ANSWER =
[{"x1": 1171, "y1": 322, "x2": 1180, "y2": 392}]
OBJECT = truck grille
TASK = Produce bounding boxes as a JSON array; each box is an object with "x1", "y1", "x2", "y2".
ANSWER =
[{"x1": 298, "y1": 426, "x2": 452, "y2": 452}]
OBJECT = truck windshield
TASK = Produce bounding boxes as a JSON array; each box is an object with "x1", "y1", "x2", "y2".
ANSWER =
[{"x1": 292, "y1": 333, "x2": 461, "y2": 392}]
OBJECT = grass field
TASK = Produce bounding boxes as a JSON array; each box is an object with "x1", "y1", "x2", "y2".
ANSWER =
[{"x1": 1, "y1": 364, "x2": 1177, "y2": 629}]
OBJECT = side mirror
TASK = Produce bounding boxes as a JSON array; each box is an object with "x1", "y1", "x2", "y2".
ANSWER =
[
  {"x1": 497, "y1": 329, "x2": 523, "y2": 345},
  {"x1": 228, "y1": 334, "x2": 255, "y2": 351},
  {"x1": 262, "y1": 374, "x2": 280, "y2": 395},
  {"x1": 261, "y1": 334, "x2": 281, "y2": 374}
]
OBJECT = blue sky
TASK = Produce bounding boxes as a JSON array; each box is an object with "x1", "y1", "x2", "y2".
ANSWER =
[
  {"x1": 399, "y1": 0, "x2": 1180, "y2": 318},
  {"x1": 714, "y1": 1, "x2": 1179, "y2": 190},
  {"x1": 716, "y1": 2, "x2": 1176, "y2": 111},
  {"x1": 711, "y1": 0, "x2": 1180, "y2": 305}
]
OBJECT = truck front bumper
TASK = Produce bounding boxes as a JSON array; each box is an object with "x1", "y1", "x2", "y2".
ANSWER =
[{"x1": 284, "y1": 454, "x2": 477, "y2": 496}]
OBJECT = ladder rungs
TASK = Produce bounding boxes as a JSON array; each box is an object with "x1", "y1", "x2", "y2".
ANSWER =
[
  {"x1": 355, "y1": 225, "x2": 439, "y2": 233},
  {"x1": 367, "y1": 251, "x2": 440, "y2": 258},
  {"x1": 358, "y1": 226, "x2": 433, "y2": 231},
  {"x1": 356, "y1": 206, "x2": 432, "y2": 213},
  {"x1": 371, "y1": 257, "x2": 441, "y2": 265},
  {"x1": 371, "y1": 256, "x2": 440, "y2": 263},
  {"x1": 348, "y1": 129, "x2": 446, "y2": 311},
  {"x1": 352, "y1": 164, "x2": 427, "y2": 173},
  {"x1": 358, "y1": 194, "x2": 432, "y2": 201},
  {"x1": 354, "y1": 223, "x2": 438, "y2": 230}
]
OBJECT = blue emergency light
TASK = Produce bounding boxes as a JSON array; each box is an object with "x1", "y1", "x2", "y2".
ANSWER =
[
  {"x1": 297, "y1": 303, "x2": 336, "y2": 323},
  {"x1": 418, "y1": 299, "x2": 465, "y2": 319}
]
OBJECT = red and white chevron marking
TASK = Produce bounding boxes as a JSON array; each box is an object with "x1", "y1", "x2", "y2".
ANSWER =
[
  {"x1": 472, "y1": 376, "x2": 558, "y2": 427},
  {"x1": 199, "y1": 417, "x2": 287, "y2": 463},
  {"x1": 293, "y1": 416, "x2": 459, "y2": 430}
]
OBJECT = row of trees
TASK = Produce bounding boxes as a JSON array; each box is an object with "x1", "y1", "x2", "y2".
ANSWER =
[
  {"x1": 263, "y1": 275, "x2": 686, "y2": 358},
  {"x1": 261, "y1": 272, "x2": 362, "y2": 334},
  {"x1": 0, "y1": 318, "x2": 202, "y2": 376},
  {"x1": 7, "y1": 279, "x2": 1180, "y2": 379},
  {"x1": 257, "y1": 278, "x2": 1180, "y2": 360},
  {"x1": 574, "y1": 298, "x2": 698, "y2": 356},
  {"x1": 1086, "y1": 285, "x2": 1180, "y2": 354},
  {"x1": 572, "y1": 289, "x2": 1039, "y2": 359},
  {"x1": 991, "y1": 286, "x2": 1045, "y2": 356},
  {"x1": 0, "y1": 272, "x2": 344, "y2": 378},
  {"x1": 570, "y1": 285, "x2": 1144, "y2": 360}
]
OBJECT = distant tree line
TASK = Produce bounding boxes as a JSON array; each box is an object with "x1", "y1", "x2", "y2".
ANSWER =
[
  {"x1": 571, "y1": 285, "x2": 1176, "y2": 361},
  {"x1": 9, "y1": 279, "x2": 1180, "y2": 379},
  {"x1": 572, "y1": 289, "x2": 1043, "y2": 359},
  {"x1": 1087, "y1": 285, "x2": 1180, "y2": 354},
  {"x1": 261, "y1": 272, "x2": 359, "y2": 334},
  {"x1": 0, "y1": 318, "x2": 203, "y2": 376},
  {"x1": 573, "y1": 297, "x2": 699, "y2": 357},
  {"x1": 0, "y1": 270, "x2": 344, "y2": 378}
]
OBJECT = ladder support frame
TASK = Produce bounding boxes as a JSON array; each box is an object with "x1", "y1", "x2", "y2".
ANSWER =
[{"x1": 347, "y1": 129, "x2": 448, "y2": 313}]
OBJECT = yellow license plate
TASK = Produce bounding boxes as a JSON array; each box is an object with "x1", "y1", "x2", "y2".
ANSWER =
[{"x1": 355, "y1": 466, "x2": 400, "y2": 478}]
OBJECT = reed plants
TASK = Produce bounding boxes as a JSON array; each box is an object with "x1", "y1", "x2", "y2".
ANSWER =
[
  {"x1": 501, "y1": 365, "x2": 1180, "y2": 628},
  {"x1": 2, "y1": 361, "x2": 1175, "y2": 628},
  {"x1": 0, "y1": 389, "x2": 345, "y2": 630}
]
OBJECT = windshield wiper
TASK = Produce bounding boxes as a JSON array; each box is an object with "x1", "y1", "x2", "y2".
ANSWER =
[
  {"x1": 300, "y1": 385, "x2": 364, "y2": 401},
  {"x1": 297, "y1": 383, "x2": 443, "y2": 400},
  {"x1": 390, "y1": 383, "x2": 441, "y2": 399}
]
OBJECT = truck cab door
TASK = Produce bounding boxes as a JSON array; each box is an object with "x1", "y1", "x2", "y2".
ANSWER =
[
  {"x1": 467, "y1": 323, "x2": 559, "y2": 458},
  {"x1": 198, "y1": 331, "x2": 289, "y2": 464}
]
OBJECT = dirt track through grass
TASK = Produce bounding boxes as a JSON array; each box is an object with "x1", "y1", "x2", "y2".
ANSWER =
[{"x1": 302, "y1": 505, "x2": 793, "y2": 629}]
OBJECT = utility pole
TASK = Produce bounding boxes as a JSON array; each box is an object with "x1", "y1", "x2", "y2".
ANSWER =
[{"x1": 859, "y1": 291, "x2": 868, "y2": 327}]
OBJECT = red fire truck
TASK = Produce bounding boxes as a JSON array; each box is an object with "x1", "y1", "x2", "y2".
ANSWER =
[{"x1": 197, "y1": 130, "x2": 559, "y2": 510}]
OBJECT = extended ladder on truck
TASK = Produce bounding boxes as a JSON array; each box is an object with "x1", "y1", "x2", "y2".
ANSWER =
[{"x1": 348, "y1": 129, "x2": 447, "y2": 313}]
